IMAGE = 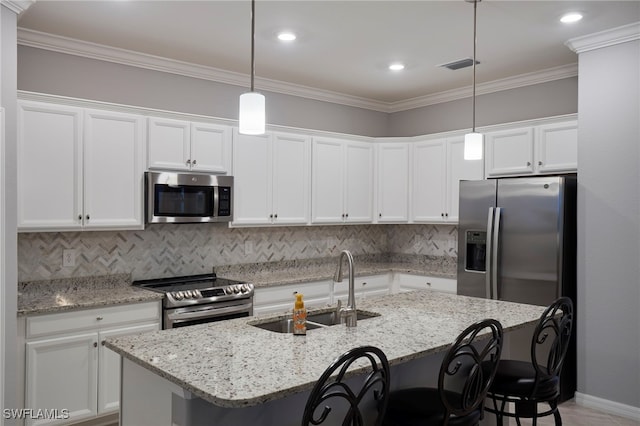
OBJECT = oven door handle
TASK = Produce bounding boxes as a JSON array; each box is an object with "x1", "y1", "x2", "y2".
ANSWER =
[{"x1": 167, "y1": 301, "x2": 253, "y2": 322}]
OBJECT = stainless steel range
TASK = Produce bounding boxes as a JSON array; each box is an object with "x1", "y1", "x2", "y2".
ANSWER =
[{"x1": 133, "y1": 273, "x2": 254, "y2": 329}]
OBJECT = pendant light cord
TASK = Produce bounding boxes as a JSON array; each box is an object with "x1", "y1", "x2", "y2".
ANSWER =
[
  {"x1": 250, "y1": 0, "x2": 256, "y2": 92},
  {"x1": 471, "y1": 0, "x2": 478, "y2": 133}
]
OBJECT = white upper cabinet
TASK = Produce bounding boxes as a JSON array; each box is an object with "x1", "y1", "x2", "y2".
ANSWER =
[
  {"x1": 412, "y1": 136, "x2": 483, "y2": 223},
  {"x1": 18, "y1": 101, "x2": 145, "y2": 232},
  {"x1": 485, "y1": 127, "x2": 535, "y2": 177},
  {"x1": 484, "y1": 119, "x2": 577, "y2": 177},
  {"x1": 312, "y1": 137, "x2": 373, "y2": 224},
  {"x1": 232, "y1": 130, "x2": 311, "y2": 226},
  {"x1": 83, "y1": 109, "x2": 145, "y2": 230},
  {"x1": 535, "y1": 120, "x2": 578, "y2": 173},
  {"x1": 18, "y1": 101, "x2": 83, "y2": 230},
  {"x1": 147, "y1": 117, "x2": 231, "y2": 174},
  {"x1": 376, "y1": 143, "x2": 410, "y2": 223}
]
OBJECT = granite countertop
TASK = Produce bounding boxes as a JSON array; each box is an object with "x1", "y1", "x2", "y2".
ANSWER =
[
  {"x1": 105, "y1": 290, "x2": 546, "y2": 409},
  {"x1": 17, "y1": 274, "x2": 164, "y2": 316},
  {"x1": 18, "y1": 254, "x2": 456, "y2": 316}
]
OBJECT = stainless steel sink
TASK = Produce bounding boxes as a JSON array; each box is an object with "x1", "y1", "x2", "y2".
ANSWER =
[
  {"x1": 249, "y1": 309, "x2": 380, "y2": 333},
  {"x1": 250, "y1": 317, "x2": 324, "y2": 333},
  {"x1": 306, "y1": 310, "x2": 380, "y2": 326}
]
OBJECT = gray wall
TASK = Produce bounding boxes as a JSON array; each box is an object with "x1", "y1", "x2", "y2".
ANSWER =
[
  {"x1": 17, "y1": 46, "x2": 389, "y2": 137},
  {"x1": 388, "y1": 77, "x2": 578, "y2": 136},
  {"x1": 576, "y1": 39, "x2": 640, "y2": 407},
  {"x1": 1, "y1": 4, "x2": 19, "y2": 418}
]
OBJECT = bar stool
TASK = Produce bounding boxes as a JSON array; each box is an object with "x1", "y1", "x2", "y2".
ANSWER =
[
  {"x1": 485, "y1": 297, "x2": 574, "y2": 426},
  {"x1": 302, "y1": 345, "x2": 390, "y2": 426},
  {"x1": 383, "y1": 319, "x2": 504, "y2": 426}
]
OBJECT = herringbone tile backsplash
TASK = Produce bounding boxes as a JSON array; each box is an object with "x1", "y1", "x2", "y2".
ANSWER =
[{"x1": 18, "y1": 224, "x2": 457, "y2": 281}]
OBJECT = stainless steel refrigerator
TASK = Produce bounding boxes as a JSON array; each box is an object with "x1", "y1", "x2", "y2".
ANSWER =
[{"x1": 457, "y1": 175, "x2": 577, "y2": 401}]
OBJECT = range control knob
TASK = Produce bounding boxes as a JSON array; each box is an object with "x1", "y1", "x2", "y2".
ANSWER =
[
  {"x1": 194, "y1": 289, "x2": 202, "y2": 298},
  {"x1": 233, "y1": 286, "x2": 240, "y2": 294},
  {"x1": 173, "y1": 291, "x2": 183, "y2": 300},
  {"x1": 225, "y1": 286, "x2": 234, "y2": 295}
]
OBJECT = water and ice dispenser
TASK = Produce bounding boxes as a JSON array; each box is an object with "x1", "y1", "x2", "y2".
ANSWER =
[{"x1": 465, "y1": 231, "x2": 487, "y2": 272}]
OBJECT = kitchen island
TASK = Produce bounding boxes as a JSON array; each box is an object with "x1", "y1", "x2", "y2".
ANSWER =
[{"x1": 105, "y1": 290, "x2": 545, "y2": 426}]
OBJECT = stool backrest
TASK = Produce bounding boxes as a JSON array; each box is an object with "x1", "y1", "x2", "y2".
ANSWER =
[
  {"x1": 530, "y1": 297, "x2": 574, "y2": 389},
  {"x1": 439, "y1": 319, "x2": 504, "y2": 420},
  {"x1": 302, "y1": 345, "x2": 390, "y2": 426}
]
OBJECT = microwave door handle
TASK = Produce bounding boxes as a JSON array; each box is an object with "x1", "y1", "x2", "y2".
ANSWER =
[
  {"x1": 492, "y1": 207, "x2": 502, "y2": 300},
  {"x1": 485, "y1": 207, "x2": 494, "y2": 299}
]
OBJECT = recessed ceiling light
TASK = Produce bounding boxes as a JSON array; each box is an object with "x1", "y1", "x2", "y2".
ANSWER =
[
  {"x1": 389, "y1": 63, "x2": 405, "y2": 71},
  {"x1": 277, "y1": 32, "x2": 296, "y2": 42},
  {"x1": 560, "y1": 13, "x2": 583, "y2": 24}
]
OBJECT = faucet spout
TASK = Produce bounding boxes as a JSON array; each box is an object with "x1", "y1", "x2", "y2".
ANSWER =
[{"x1": 334, "y1": 250, "x2": 357, "y2": 327}]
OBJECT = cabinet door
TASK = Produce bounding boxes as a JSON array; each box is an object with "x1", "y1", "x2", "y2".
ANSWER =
[
  {"x1": 536, "y1": 121, "x2": 578, "y2": 173},
  {"x1": 253, "y1": 280, "x2": 332, "y2": 316},
  {"x1": 312, "y1": 138, "x2": 344, "y2": 223},
  {"x1": 485, "y1": 127, "x2": 534, "y2": 177},
  {"x1": 147, "y1": 117, "x2": 190, "y2": 170},
  {"x1": 412, "y1": 140, "x2": 446, "y2": 222},
  {"x1": 344, "y1": 141, "x2": 374, "y2": 223},
  {"x1": 272, "y1": 132, "x2": 311, "y2": 225},
  {"x1": 446, "y1": 136, "x2": 484, "y2": 223},
  {"x1": 25, "y1": 333, "x2": 99, "y2": 426},
  {"x1": 83, "y1": 109, "x2": 145, "y2": 230},
  {"x1": 377, "y1": 143, "x2": 409, "y2": 223},
  {"x1": 190, "y1": 122, "x2": 232, "y2": 174},
  {"x1": 18, "y1": 101, "x2": 83, "y2": 231},
  {"x1": 232, "y1": 131, "x2": 272, "y2": 225},
  {"x1": 97, "y1": 323, "x2": 160, "y2": 414}
]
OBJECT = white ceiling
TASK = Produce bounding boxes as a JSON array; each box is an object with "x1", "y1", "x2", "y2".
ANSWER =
[{"x1": 17, "y1": 1, "x2": 640, "y2": 111}]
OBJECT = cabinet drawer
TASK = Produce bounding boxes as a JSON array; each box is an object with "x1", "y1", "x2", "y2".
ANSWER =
[
  {"x1": 397, "y1": 274, "x2": 457, "y2": 294},
  {"x1": 254, "y1": 280, "x2": 331, "y2": 307},
  {"x1": 26, "y1": 302, "x2": 161, "y2": 339},
  {"x1": 333, "y1": 274, "x2": 390, "y2": 295}
]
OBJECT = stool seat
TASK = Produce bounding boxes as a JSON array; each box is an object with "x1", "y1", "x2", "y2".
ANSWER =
[{"x1": 490, "y1": 360, "x2": 560, "y2": 400}]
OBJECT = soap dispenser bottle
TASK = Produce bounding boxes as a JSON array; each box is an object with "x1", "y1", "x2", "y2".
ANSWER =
[{"x1": 293, "y1": 293, "x2": 307, "y2": 336}]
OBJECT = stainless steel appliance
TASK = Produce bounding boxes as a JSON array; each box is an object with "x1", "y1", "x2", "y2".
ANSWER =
[
  {"x1": 145, "y1": 171, "x2": 233, "y2": 224},
  {"x1": 133, "y1": 273, "x2": 254, "y2": 329},
  {"x1": 457, "y1": 175, "x2": 576, "y2": 401}
]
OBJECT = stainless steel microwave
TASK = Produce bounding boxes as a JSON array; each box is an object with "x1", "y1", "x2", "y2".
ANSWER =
[{"x1": 145, "y1": 171, "x2": 233, "y2": 224}]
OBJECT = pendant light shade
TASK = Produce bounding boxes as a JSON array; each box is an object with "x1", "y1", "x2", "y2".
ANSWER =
[
  {"x1": 239, "y1": 0, "x2": 265, "y2": 135},
  {"x1": 464, "y1": 0, "x2": 482, "y2": 160},
  {"x1": 239, "y1": 91, "x2": 265, "y2": 135}
]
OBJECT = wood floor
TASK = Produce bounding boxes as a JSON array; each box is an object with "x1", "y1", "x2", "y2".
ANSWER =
[{"x1": 498, "y1": 399, "x2": 640, "y2": 426}]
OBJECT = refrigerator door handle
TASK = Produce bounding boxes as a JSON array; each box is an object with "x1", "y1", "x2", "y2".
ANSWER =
[
  {"x1": 492, "y1": 207, "x2": 502, "y2": 300},
  {"x1": 485, "y1": 207, "x2": 494, "y2": 299}
]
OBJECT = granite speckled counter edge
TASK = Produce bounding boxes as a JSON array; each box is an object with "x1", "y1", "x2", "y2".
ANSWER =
[{"x1": 18, "y1": 254, "x2": 456, "y2": 316}]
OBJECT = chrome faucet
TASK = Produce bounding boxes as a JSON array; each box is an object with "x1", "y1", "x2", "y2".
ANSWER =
[{"x1": 333, "y1": 250, "x2": 357, "y2": 327}]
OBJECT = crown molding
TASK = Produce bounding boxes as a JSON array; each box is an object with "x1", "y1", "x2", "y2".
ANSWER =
[
  {"x1": 566, "y1": 22, "x2": 640, "y2": 54},
  {"x1": 18, "y1": 27, "x2": 577, "y2": 114},
  {"x1": 1, "y1": 0, "x2": 34, "y2": 14}
]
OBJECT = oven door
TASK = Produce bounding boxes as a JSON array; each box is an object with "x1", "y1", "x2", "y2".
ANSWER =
[{"x1": 164, "y1": 298, "x2": 253, "y2": 329}]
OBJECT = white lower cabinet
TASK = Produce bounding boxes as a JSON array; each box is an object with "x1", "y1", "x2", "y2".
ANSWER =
[
  {"x1": 333, "y1": 274, "x2": 391, "y2": 303},
  {"x1": 21, "y1": 302, "x2": 161, "y2": 426},
  {"x1": 253, "y1": 280, "x2": 332, "y2": 316},
  {"x1": 394, "y1": 273, "x2": 457, "y2": 294}
]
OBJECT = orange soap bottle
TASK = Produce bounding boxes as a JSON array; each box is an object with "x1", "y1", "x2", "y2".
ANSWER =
[{"x1": 293, "y1": 293, "x2": 307, "y2": 336}]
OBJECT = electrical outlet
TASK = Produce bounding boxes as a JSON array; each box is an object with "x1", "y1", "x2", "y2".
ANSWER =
[
  {"x1": 244, "y1": 241, "x2": 253, "y2": 255},
  {"x1": 62, "y1": 249, "x2": 76, "y2": 267}
]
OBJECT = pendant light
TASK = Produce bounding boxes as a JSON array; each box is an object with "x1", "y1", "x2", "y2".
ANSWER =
[
  {"x1": 464, "y1": 0, "x2": 483, "y2": 160},
  {"x1": 239, "y1": 0, "x2": 265, "y2": 135}
]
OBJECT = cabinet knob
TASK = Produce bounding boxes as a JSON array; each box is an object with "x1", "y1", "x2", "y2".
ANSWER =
[
  {"x1": 78, "y1": 215, "x2": 82, "y2": 221},
  {"x1": 345, "y1": 213, "x2": 348, "y2": 218},
  {"x1": 186, "y1": 159, "x2": 191, "y2": 165},
  {"x1": 445, "y1": 213, "x2": 448, "y2": 217},
  {"x1": 379, "y1": 213, "x2": 382, "y2": 218},
  {"x1": 86, "y1": 215, "x2": 90, "y2": 220},
  {"x1": 192, "y1": 160, "x2": 197, "y2": 165},
  {"x1": 96, "y1": 316, "x2": 103, "y2": 321},
  {"x1": 441, "y1": 213, "x2": 444, "y2": 217},
  {"x1": 426, "y1": 282, "x2": 432, "y2": 287},
  {"x1": 527, "y1": 161, "x2": 531, "y2": 166},
  {"x1": 274, "y1": 213, "x2": 278, "y2": 219},
  {"x1": 538, "y1": 161, "x2": 543, "y2": 166},
  {"x1": 93, "y1": 342, "x2": 98, "y2": 348},
  {"x1": 269, "y1": 214, "x2": 273, "y2": 219},
  {"x1": 362, "y1": 282, "x2": 367, "y2": 286},
  {"x1": 342, "y1": 213, "x2": 345, "y2": 218}
]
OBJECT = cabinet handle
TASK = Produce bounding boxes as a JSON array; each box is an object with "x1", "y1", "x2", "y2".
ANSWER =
[
  {"x1": 362, "y1": 282, "x2": 367, "y2": 286},
  {"x1": 292, "y1": 291, "x2": 298, "y2": 295},
  {"x1": 186, "y1": 159, "x2": 191, "y2": 165},
  {"x1": 538, "y1": 161, "x2": 543, "y2": 166},
  {"x1": 93, "y1": 342, "x2": 98, "y2": 348},
  {"x1": 96, "y1": 316, "x2": 103, "y2": 321},
  {"x1": 527, "y1": 161, "x2": 531, "y2": 166},
  {"x1": 192, "y1": 159, "x2": 197, "y2": 165},
  {"x1": 426, "y1": 282, "x2": 432, "y2": 287}
]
